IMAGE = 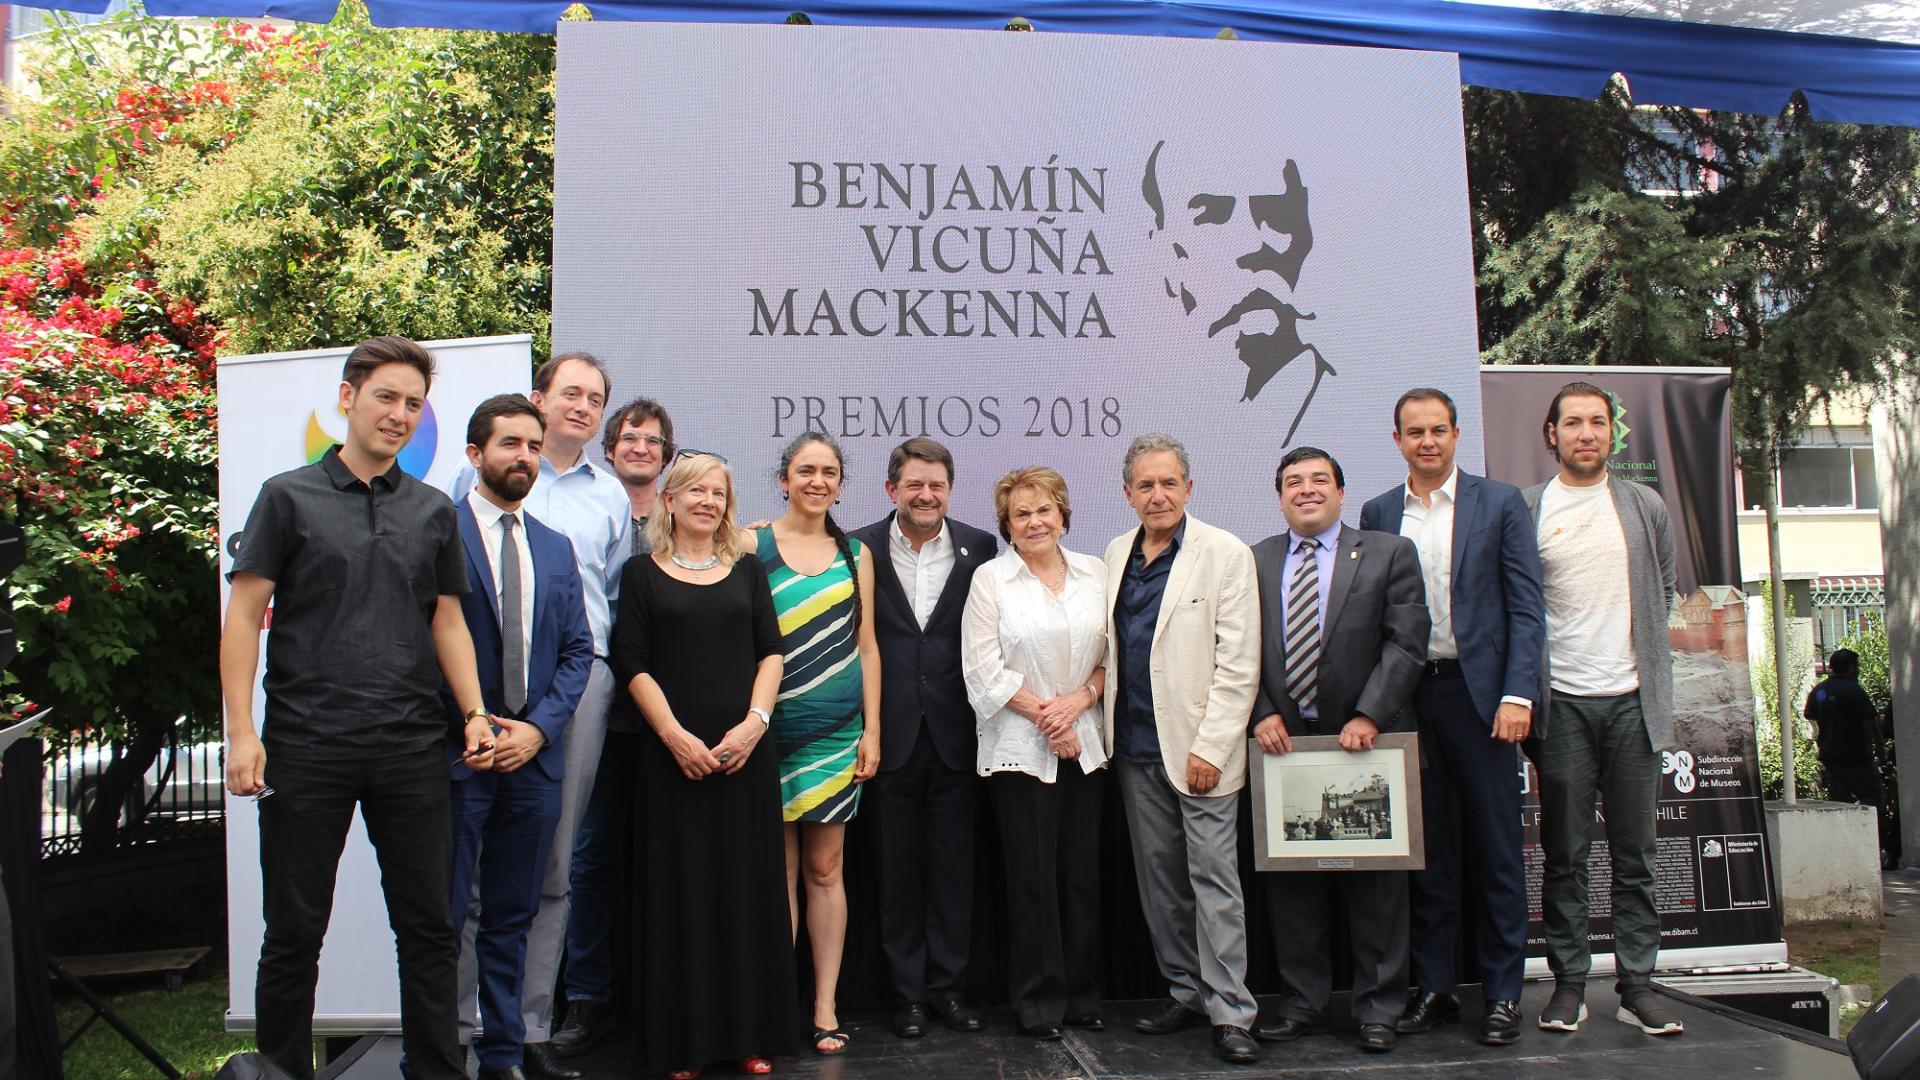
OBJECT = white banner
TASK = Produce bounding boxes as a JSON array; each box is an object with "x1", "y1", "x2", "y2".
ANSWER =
[
  {"x1": 555, "y1": 23, "x2": 1483, "y2": 539},
  {"x1": 217, "y1": 335, "x2": 532, "y2": 1031}
]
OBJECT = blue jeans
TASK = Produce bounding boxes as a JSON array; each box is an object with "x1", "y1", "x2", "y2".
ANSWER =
[{"x1": 563, "y1": 729, "x2": 640, "y2": 1003}]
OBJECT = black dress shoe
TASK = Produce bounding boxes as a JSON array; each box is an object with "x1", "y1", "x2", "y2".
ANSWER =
[
  {"x1": 1357, "y1": 1023, "x2": 1397, "y2": 1053},
  {"x1": 1212, "y1": 1025, "x2": 1259, "y2": 1064},
  {"x1": 550, "y1": 998, "x2": 615, "y2": 1057},
  {"x1": 478, "y1": 1069, "x2": 528, "y2": 1080},
  {"x1": 1020, "y1": 1021, "x2": 1064, "y2": 1040},
  {"x1": 1481, "y1": 1000, "x2": 1522, "y2": 1045},
  {"x1": 521, "y1": 1043, "x2": 582, "y2": 1080},
  {"x1": 1252, "y1": 1016, "x2": 1319, "y2": 1042},
  {"x1": 1134, "y1": 998, "x2": 1206, "y2": 1034},
  {"x1": 893, "y1": 1002, "x2": 931, "y2": 1038},
  {"x1": 933, "y1": 995, "x2": 987, "y2": 1032},
  {"x1": 1065, "y1": 1012, "x2": 1105, "y2": 1031},
  {"x1": 1395, "y1": 990, "x2": 1461, "y2": 1034}
]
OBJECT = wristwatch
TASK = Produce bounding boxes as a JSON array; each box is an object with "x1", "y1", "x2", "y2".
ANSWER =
[{"x1": 749, "y1": 707, "x2": 772, "y2": 726}]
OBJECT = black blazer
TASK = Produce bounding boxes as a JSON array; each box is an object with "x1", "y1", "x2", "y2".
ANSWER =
[
  {"x1": 850, "y1": 512, "x2": 998, "y2": 774},
  {"x1": 1251, "y1": 524, "x2": 1429, "y2": 737}
]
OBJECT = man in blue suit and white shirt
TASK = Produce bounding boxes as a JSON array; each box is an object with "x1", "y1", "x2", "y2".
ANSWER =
[
  {"x1": 446, "y1": 395, "x2": 595, "y2": 1080},
  {"x1": 1357, "y1": 388, "x2": 1545, "y2": 1047}
]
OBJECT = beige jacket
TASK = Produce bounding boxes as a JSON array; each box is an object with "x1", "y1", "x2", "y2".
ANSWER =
[{"x1": 1101, "y1": 514, "x2": 1262, "y2": 796}]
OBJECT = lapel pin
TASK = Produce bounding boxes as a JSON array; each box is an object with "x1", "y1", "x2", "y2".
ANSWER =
[
  {"x1": 1349, "y1": 551, "x2": 1359, "y2": 560},
  {"x1": 960, "y1": 547, "x2": 968, "y2": 557}
]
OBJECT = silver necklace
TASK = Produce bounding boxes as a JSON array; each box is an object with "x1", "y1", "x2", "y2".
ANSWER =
[{"x1": 671, "y1": 551, "x2": 721, "y2": 571}]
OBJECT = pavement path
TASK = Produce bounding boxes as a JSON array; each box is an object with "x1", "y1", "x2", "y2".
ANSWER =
[{"x1": 1882, "y1": 869, "x2": 1920, "y2": 985}]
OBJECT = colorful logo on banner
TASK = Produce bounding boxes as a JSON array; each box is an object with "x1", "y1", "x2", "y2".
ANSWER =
[
  {"x1": 1606, "y1": 390, "x2": 1660, "y2": 486},
  {"x1": 303, "y1": 400, "x2": 439, "y2": 478},
  {"x1": 1142, "y1": 139, "x2": 1335, "y2": 443}
]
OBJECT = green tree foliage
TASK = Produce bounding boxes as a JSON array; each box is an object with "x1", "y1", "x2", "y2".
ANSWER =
[
  {"x1": 1751, "y1": 590, "x2": 1823, "y2": 801},
  {"x1": 2, "y1": 5, "x2": 555, "y2": 843},
  {"x1": 44, "y1": 8, "x2": 558, "y2": 356},
  {"x1": 1837, "y1": 612, "x2": 1898, "y2": 824},
  {"x1": 1467, "y1": 87, "x2": 1920, "y2": 465}
]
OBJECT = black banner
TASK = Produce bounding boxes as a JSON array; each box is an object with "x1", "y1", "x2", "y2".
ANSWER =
[{"x1": 1480, "y1": 366, "x2": 1785, "y2": 969}]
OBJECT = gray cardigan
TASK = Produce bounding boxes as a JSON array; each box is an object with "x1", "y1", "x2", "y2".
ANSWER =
[{"x1": 1523, "y1": 473, "x2": 1678, "y2": 751}]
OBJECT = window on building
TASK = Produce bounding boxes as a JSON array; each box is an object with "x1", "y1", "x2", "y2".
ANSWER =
[{"x1": 1738, "y1": 433, "x2": 1878, "y2": 511}]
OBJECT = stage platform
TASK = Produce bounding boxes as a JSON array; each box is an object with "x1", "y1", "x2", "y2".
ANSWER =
[{"x1": 331, "y1": 981, "x2": 1854, "y2": 1078}]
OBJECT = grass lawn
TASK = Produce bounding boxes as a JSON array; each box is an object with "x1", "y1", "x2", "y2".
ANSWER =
[
  {"x1": 1786, "y1": 919, "x2": 1884, "y2": 1037},
  {"x1": 57, "y1": 974, "x2": 255, "y2": 1080}
]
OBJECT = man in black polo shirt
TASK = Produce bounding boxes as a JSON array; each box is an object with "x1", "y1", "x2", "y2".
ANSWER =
[{"x1": 221, "y1": 336, "x2": 499, "y2": 1080}]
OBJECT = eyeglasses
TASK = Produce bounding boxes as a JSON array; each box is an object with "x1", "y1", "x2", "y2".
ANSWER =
[
  {"x1": 617, "y1": 432, "x2": 668, "y2": 450},
  {"x1": 673, "y1": 447, "x2": 728, "y2": 464}
]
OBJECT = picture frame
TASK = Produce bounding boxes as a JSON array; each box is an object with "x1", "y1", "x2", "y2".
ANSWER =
[{"x1": 1246, "y1": 732, "x2": 1425, "y2": 871}]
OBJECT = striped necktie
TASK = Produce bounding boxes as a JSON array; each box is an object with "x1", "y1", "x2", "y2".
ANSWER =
[{"x1": 1284, "y1": 537, "x2": 1321, "y2": 714}]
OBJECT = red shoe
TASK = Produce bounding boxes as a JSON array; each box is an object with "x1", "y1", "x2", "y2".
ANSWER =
[{"x1": 738, "y1": 1057, "x2": 774, "y2": 1075}]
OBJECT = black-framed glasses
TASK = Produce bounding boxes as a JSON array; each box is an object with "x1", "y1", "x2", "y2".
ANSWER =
[{"x1": 674, "y1": 447, "x2": 728, "y2": 464}]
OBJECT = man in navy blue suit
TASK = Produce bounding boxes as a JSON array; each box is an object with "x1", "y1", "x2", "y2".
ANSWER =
[
  {"x1": 1358, "y1": 388, "x2": 1544, "y2": 1047},
  {"x1": 446, "y1": 395, "x2": 594, "y2": 1080}
]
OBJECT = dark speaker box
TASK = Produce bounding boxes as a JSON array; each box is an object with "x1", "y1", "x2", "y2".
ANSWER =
[{"x1": 1850, "y1": 972, "x2": 1920, "y2": 1080}]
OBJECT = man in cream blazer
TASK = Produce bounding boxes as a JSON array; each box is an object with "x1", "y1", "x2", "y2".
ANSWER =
[{"x1": 1101, "y1": 434, "x2": 1263, "y2": 1066}]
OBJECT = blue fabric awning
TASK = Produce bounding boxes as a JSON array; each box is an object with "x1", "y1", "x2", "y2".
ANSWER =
[{"x1": 17, "y1": 0, "x2": 1920, "y2": 127}]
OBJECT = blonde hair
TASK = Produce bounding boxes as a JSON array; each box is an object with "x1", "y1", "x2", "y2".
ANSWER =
[
  {"x1": 648, "y1": 454, "x2": 744, "y2": 564},
  {"x1": 992, "y1": 466, "x2": 1072, "y2": 542}
]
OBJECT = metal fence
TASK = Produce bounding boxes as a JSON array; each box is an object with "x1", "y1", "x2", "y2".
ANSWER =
[{"x1": 39, "y1": 724, "x2": 225, "y2": 858}]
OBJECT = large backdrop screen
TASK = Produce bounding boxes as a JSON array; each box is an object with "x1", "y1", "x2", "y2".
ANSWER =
[{"x1": 554, "y1": 22, "x2": 1482, "y2": 536}]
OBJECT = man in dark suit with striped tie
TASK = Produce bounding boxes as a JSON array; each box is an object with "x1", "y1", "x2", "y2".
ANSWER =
[{"x1": 1248, "y1": 447, "x2": 1428, "y2": 1054}]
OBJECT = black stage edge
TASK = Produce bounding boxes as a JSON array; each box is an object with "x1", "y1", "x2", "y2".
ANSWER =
[{"x1": 334, "y1": 982, "x2": 1855, "y2": 1078}]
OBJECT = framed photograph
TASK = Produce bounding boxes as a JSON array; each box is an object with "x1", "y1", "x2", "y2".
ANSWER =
[{"x1": 1247, "y1": 733, "x2": 1424, "y2": 871}]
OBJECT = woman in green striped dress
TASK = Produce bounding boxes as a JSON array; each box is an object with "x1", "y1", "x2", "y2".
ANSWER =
[{"x1": 754, "y1": 431, "x2": 881, "y2": 1056}]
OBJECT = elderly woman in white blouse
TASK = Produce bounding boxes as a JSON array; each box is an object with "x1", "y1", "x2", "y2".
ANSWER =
[{"x1": 962, "y1": 466, "x2": 1109, "y2": 1041}]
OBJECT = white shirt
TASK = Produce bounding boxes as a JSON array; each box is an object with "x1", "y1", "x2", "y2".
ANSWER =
[
  {"x1": 1537, "y1": 475, "x2": 1639, "y2": 696},
  {"x1": 1399, "y1": 469, "x2": 1458, "y2": 660},
  {"x1": 453, "y1": 452, "x2": 629, "y2": 657},
  {"x1": 889, "y1": 516, "x2": 955, "y2": 629},
  {"x1": 466, "y1": 490, "x2": 535, "y2": 703},
  {"x1": 961, "y1": 546, "x2": 1109, "y2": 781}
]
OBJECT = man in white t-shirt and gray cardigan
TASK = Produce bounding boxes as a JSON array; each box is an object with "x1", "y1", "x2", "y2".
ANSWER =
[{"x1": 1521, "y1": 381, "x2": 1683, "y2": 1039}]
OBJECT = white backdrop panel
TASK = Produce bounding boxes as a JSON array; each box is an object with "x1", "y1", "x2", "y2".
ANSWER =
[
  {"x1": 218, "y1": 335, "x2": 532, "y2": 1031},
  {"x1": 555, "y1": 23, "x2": 1482, "y2": 541}
]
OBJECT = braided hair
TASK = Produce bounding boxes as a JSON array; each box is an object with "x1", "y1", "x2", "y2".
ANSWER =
[{"x1": 778, "y1": 431, "x2": 861, "y2": 634}]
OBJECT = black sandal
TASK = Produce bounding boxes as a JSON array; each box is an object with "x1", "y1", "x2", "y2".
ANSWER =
[{"x1": 811, "y1": 1026, "x2": 850, "y2": 1056}]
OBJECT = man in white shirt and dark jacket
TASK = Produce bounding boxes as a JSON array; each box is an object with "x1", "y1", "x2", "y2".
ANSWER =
[{"x1": 850, "y1": 438, "x2": 998, "y2": 1038}]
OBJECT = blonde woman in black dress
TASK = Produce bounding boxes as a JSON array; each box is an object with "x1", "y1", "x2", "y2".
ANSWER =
[{"x1": 611, "y1": 453, "x2": 794, "y2": 1079}]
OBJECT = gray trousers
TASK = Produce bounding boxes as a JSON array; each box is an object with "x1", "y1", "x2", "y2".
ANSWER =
[
  {"x1": 1115, "y1": 759, "x2": 1258, "y2": 1029},
  {"x1": 1533, "y1": 689, "x2": 1662, "y2": 987},
  {"x1": 459, "y1": 659, "x2": 614, "y2": 1044}
]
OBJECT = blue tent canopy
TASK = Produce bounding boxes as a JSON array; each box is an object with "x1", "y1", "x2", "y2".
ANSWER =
[{"x1": 17, "y1": 0, "x2": 1920, "y2": 127}]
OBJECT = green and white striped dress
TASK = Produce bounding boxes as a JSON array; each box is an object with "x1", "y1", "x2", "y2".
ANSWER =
[{"x1": 756, "y1": 528, "x2": 865, "y2": 823}]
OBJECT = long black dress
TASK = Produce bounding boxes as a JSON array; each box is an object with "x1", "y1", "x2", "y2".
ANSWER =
[{"x1": 611, "y1": 553, "x2": 797, "y2": 1073}]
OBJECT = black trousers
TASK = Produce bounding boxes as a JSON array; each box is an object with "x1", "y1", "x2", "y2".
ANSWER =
[
  {"x1": 988, "y1": 763, "x2": 1103, "y2": 1028},
  {"x1": 1407, "y1": 670, "x2": 1529, "y2": 1001},
  {"x1": 256, "y1": 747, "x2": 462, "y2": 1080},
  {"x1": 874, "y1": 730, "x2": 978, "y2": 1004},
  {"x1": 1265, "y1": 868, "x2": 1409, "y2": 1027}
]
